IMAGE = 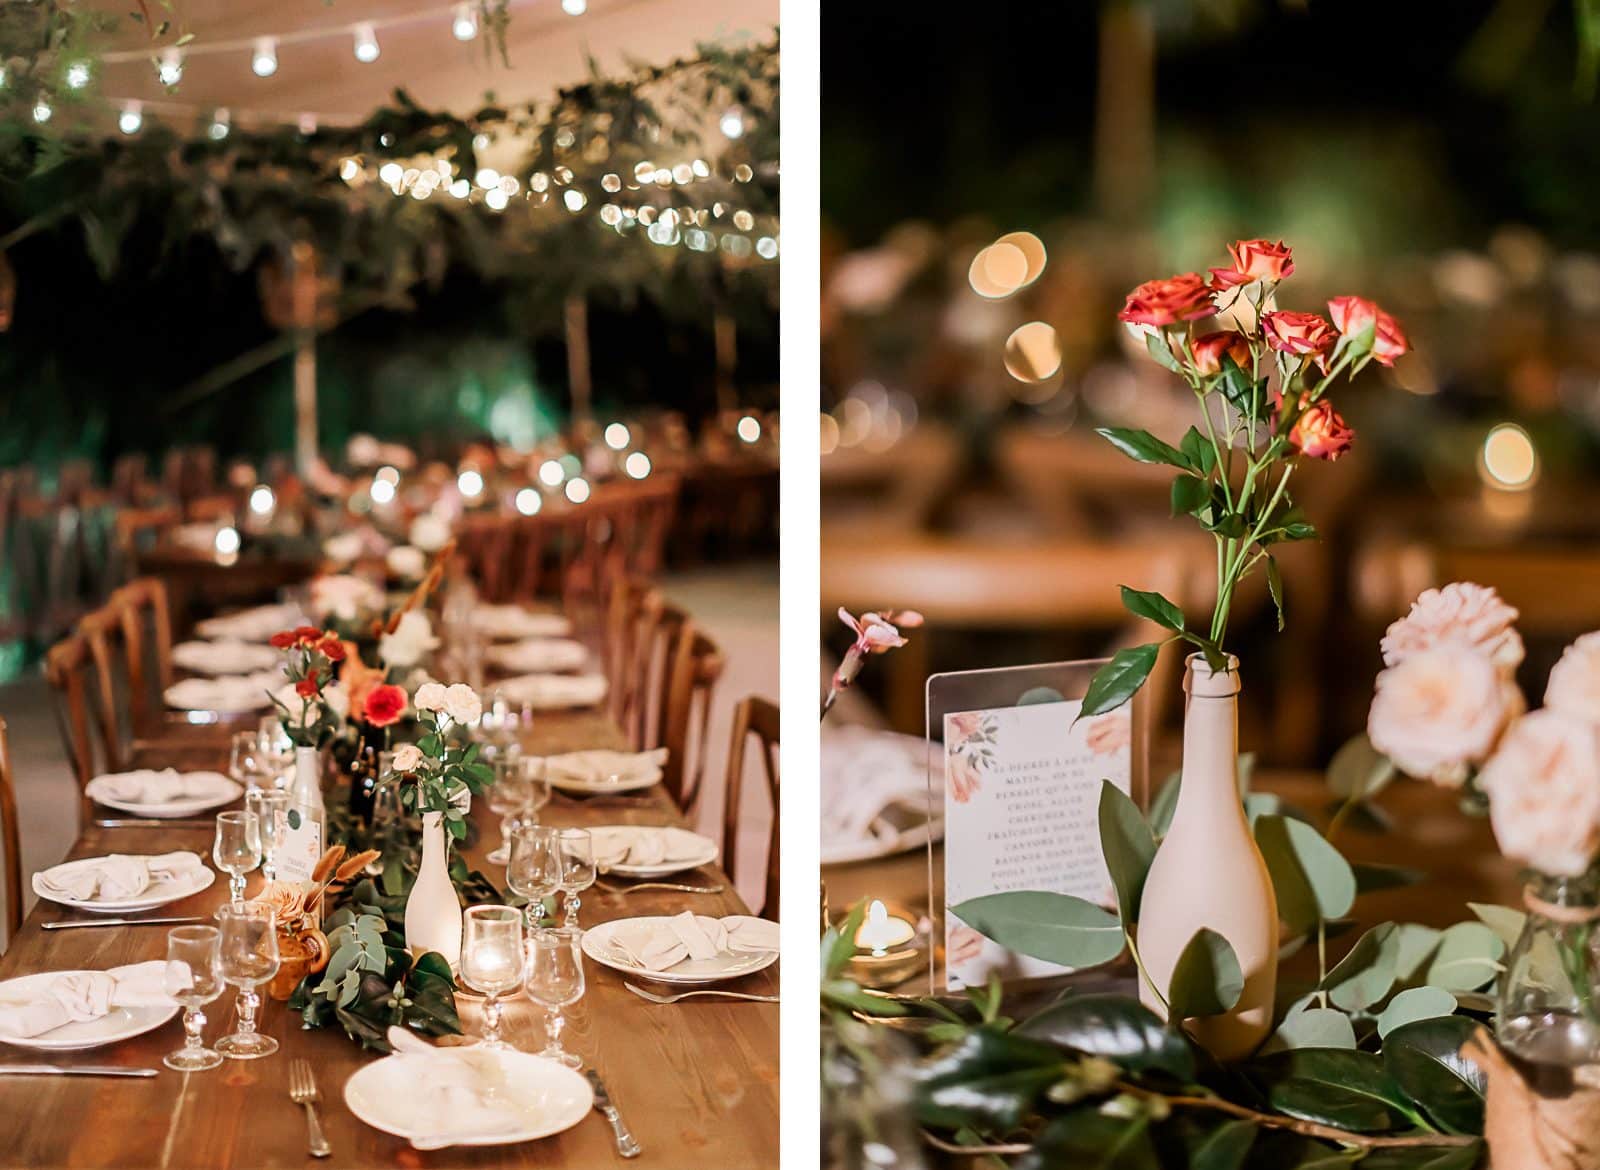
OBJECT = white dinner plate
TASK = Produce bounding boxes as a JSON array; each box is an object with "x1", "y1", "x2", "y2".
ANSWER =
[
  {"x1": 486, "y1": 639, "x2": 590, "y2": 675},
  {"x1": 546, "y1": 767, "x2": 662, "y2": 797},
  {"x1": 343, "y1": 1048, "x2": 592, "y2": 1147},
  {"x1": 0, "y1": 972, "x2": 179, "y2": 1052},
  {"x1": 595, "y1": 827, "x2": 719, "y2": 878},
  {"x1": 194, "y1": 603, "x2": 306, "y2": 643},
  {"x1": 582, "y1": 916, "x2": 779, "y2": 986},
  {"x1": 471, "y1": 606, "x2": 573, "y2": 642},
  {"x1": 85, "y1": 772, "x2": 242, "y2": 818},
  {"x1": 32, "y1": 859, "x2": 216, "y2": 914},
  {"x1": 171, "y1": 640, "x2": 280, "y2": 675}
]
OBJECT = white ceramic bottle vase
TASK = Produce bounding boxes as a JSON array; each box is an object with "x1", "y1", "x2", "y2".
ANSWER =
[
  {"x1": 1135, "y1": 654, "x2": 1277, "y2": 1061},
  {"x1": 288, "y1": 746, "x2": 325, "y2": 815},
  {"x1": 405, "y1": 811, "x2": 463, "y2": 970}
]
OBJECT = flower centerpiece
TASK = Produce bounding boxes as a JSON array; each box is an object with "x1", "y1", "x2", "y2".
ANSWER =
[
  {"x1": 256, "y1": 844, "x2": 379, "y2": 1000},
  {"x1": 269, "y1": 626, "x2": 353, "y2": 811},
  {"x1": 383, "y1": 681, "x2": 493, "y2": 967}
]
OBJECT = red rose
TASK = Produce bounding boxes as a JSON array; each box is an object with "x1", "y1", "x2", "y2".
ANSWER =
[
  {"x1": 1116, "y1": 273, "x2": 1215, "y2": 328},
  {"x1": 293, "y1": 625, "x2": 323, "y2": 645},
  {"x1": 362, "y1": 683, "x2": 408, "y2": 728},
  {"x1": 1261, "y1": 311, "x2": 1335, "y2": 357},
  {"x1": 1328, "y1": 295, "x2": 1409, "y2": 366},
  {"x1": 1190, "y1": 330, "x2": 1252, "y2": 377},
  {"x1": 1209, "y1": 239, "x2": 1294, "y2": 289},
  {"x1": 318, "y1": 636, "x2": 347, "y2": 662},
  {"x1": 1289, "y1": 399, "x2": 1355, "y2": 461},
  {"x1": 294, "y1": 678, "x2": 320, "y2": 698},
  {"x1": 269, "y1": 631, "x2": 298, "y2": 649}
]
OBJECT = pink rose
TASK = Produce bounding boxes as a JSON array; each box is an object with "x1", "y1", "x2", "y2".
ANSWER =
[
  {"x1": 1288, "y1": 399, "x2": 1355, "y2": 462},
  {"x1": 1116, "y1": 274, "x2": 1215, "y2": 328},
  {"x1": 1367, "y1": 646, "x2": 1521, "y2": 787},
  {"x1": 1481, "y1": 709, "x2": 1600, "y2": 876},
  {"x1": 1380, "y1": 582, "x2": 1524, "y2": 671},
  {"x1": 1261, "y1": 310, "x2": 1336, "y2": 357},
  {"x1": 1545, "y1": 631, "x2": 1600, "y2": 723},
  {"x1": 1190, "y1": 330, "x2": 1252, "y2": 377},
  {"x1": 947, "y1": 712, "x2": 981, "y2": 750},
  {"x1": 1209, "y1": 239, "x2": 1295, "y2": 289},
  {"x1": 1328, "y1": 296, "x2": 1409, "y2": 366}
]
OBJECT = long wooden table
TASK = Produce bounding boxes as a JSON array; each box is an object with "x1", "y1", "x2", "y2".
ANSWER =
[{"x1": 0, "y1": 709, "x2": 779, "y2": 1169}]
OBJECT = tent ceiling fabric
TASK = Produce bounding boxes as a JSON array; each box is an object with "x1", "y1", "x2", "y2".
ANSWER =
[{"x1": 87, "y1": 0, "x2": 777, "y2": 123}]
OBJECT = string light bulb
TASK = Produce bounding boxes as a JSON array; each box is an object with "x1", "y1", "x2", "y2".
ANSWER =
[
  {"x1": 353, "y1": 23, "x2": 380, "y2": 63},
  {"x1": 720, "y1": 106, "x2": 746, "y2": 139},
  {"x1": 251, "y1": 38, "x2": 278, "y2": 77},
  {"x1": 515, "y1": 488, "x2": 542, "y2": 516},
  {"x1": 452, "y1": 3, "x2": 479, "y2": 40},
  {"x1": 564, "y1": 477, "x2": 591, "y2": 504},
  {"x1": 158, "y1": 48, "x2": 183, "y2": 86},
  {"x1": 209, "y1": 108, "x2": 230, "y2": 140},
  {"x1": 119, "y1": 102, "x2": 143, "y2": 135},
  {"x1": 604, "y1": 423, "x2": 631, "y2": 450},
  {"x1": 65, "y1": 61, "x2": 91, "y2": 90},
  {"x1": 31, "y1": 98, "x2": 51, "y2": 123}
]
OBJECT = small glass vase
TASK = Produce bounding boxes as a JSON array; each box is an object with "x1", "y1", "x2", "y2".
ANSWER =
[{"x1": 1496, "y1": 871, "x2": 1600, "y2": 1077}]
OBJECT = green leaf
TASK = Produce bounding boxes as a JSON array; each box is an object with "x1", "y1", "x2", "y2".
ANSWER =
[
  {"x1": 1263, "y1": 1006, "x2": 1357, "y2": 1052},
  {"x1": 1017, "y1": 993, "x2": 1195, "y2": 1080},
  {"x1": 1167, "y1": 928, "x2": 1244, "y2": 1021},
  {"x1": 1354, "y1": 863, "x2": 1426, "y2": 895},
  {"x1": 1191, "y1": 1120, "x2": 1257, "y2": 1170},
  {"x1": 1014, "y1": 1110, "x2": 1158, "y2": 1170},
  {"x1": 1217, "y1": 355, "x2": 1268, "y2": 422},
  {"x1": 1322, "y1": 924, "x2": 1401, "y2": 1012},
  {"x1": 1248, "y1": 1049, "x2": 1413, "y2": 1133},
  {"x1": 1179, "y1": 426, "x2": 1218, "y2": 476},
  {"x1": 1120, "y1": 586, "x2": 1185, "y2": 632},
  {"x1": 1466, "y1": 904, "x2": 1525, "y2": 952},
  {"x1": 822, "y1": 902, "x2": 867, "y2": 980},
  {"x1": 1422, "y1": 923, "x2": 1504, "y2": 993},
  {"x1": 821, "y1": 979, "x2": 911, "y2": 1017},
  {"x1": 1149, "y1": 771, "x2": 1181, "y2": 836},
  {"x1": 911, "y1": 1027, "x2": 1064, "y2": 1131},
  {"x1": 1144, "y1": 331, "x2": 1181, "y2": 373},
  {"x1": 1255, "y1": 814, "x2": 1357, "y2": 936},
  {"x1": 1266, "y1": 555, "x2": 1285, "y2": 631},
  {"x1": 1382, "y1": 1016, "x2": 1486, "y2": 1135},
  {"x1": 1377, "y1": 987, "x2": 1458, "y2": 1039},
  {"x1": 1099, "y1": 782, "x2": 1156, "y2": 925},
  {"x1": 1394, "y1": 924, "x2": 1445, "y2": 984},
  {"x1": 1080, "y1": 644, "x2": 1161, "y2": 718},
  {"x1": 1096, "y1": 427, "x2": 1192, "y2": 471},
  {"x1": 1172, "y1": 473, "x2": 1211, "y2": 518},
  {"x1": 1326, "y1": 734, "x2": 1397, "y2": 801},
  {"x1": 951, "y1": 892, "x2": 1125, "y2": 969}
]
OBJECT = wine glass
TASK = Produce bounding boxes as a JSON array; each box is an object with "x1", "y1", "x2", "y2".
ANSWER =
[
  {"x1": 506, "y1": 825, "x2": 563, "y2": 931},
  {"x1": 256, "y1": 716, "x2": 291, "y2": 787},
  {"x1": 163, "y1": 925, "x2": 224, "y2": 1072},
  {"x1": 485, "y1": 758, "x2": 533, "y2": 866},
  {"x1": 518, "y1": 757, "x2": 552, "y2": 825},
  {"x1": 213, "y1": 811, "x2": 261, "y2": 904},
  {"x1": 555, "y1": 828, "x2": 596, "y2": 930},
  {"x1": 214, "y1": 902, "x2": 280, "y2": 1059},
  {"x1": 460, "y1": 906, "x2": 524, "y2": 1049},
  {"x1": 228, "y1": 732, "x2": 266, "y2": 791},
  {"x1": 244, "y1": 789, "x2": 290, "y2": 882},
  {"x1": 524, "y1": 927, "x2": 585, "y2": 1068}
]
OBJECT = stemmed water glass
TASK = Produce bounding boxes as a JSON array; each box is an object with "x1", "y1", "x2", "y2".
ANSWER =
[
  {"x1": 460, "y1": 906, "x2": 524, "y2": 1049},
  {"x1": 256, "y1": 716, "x2": 291, "y2": 789},
  {"x1": 213, "y1": 811, "x2": 261, "y2": 904},
  {"x1": 555, "y1": 828, "x2": 596, "y2": 930},
  {"x1": 214, "y1": 901, "x2": 280, "y2": 1060},
  {"x1": 244, "y1": 789, "x2": 289, "y2": 882},
  {"x1": 506, "y1": 825, "x2": 563, "y2": 931},
  {"x1": 525, "y1": 926, "x2": 585, "y2": 1068},
  {"x1": 228, "y1": 732, "x2": 268, "y2": 792},
  {"x1": 486, "y1": 758, "x2": 532, "y2": 866},
  {"x1": 163, "y1": 925, "x2": 224, "y2": 1072}
]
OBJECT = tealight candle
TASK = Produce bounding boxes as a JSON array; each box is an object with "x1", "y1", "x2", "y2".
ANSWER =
[
  {"x1": 841, "y1": 899, "x2": 925, "y2": 990},
  {"x1": 856, "y1": 899, "x2": 916, "y2": 956}
]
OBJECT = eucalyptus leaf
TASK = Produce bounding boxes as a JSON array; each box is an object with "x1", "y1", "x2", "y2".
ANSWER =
[
  {"x1": 1099, "y1": 781, "x2": 1156, "y2": 924},
  {"x1": 1167, "y1": 928, "x2": 1244, "y2": 1021},
  {"x1": 1423, "y1": 923, "x2": 1504, "y2": 993},
  {"x1": 1377, "y1": 987, "x2": 1458, "y2": 1039},
  {"x1": 1354, "y1": 863, "x2": 1426, "y2": 895},
  {"x1": 1382, "y1": 1016, "x2": 1486, "y2": 1135},
  {"x1": 1263, "y1": 1006, "x2": 1358, "y2": 1052},
  {"x1": 1017, "y1": 993, "x2": 1195, "y2": 1080},
  {"x1": 1255, "y1": 814, "x2": 1356, "y2": 935},
  {"x1": 1327, "y1": 734, "x2": 1397, "y2": 802},
  {"x1": 1393, "y1": 923, "x2": 1444, "y2": 984},
  {"x1": 1149, "y1": 771, "x2": 1181, "y2": 837},
  {"x1": 1321, "y1": 924, "x2": 1401, "y2": 1012},
  {"x1": 1466, "y1": 904, "x2": 1525, "y2": 952},
  {"x1": 951, "y1": 891, "x2": 1126, "y2": 969},
  {"x1": 1079, "y1": 644, "x2": 1161, "y2": 718}
]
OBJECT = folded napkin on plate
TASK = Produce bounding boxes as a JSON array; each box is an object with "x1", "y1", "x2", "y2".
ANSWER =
[
  {"x1": 0, "y1": 961, "x2": 173, "y2": 1039},
  {"x1": 496, "y1": 673, "x2": 608, "y2": 711},
  {"x1": 171, "y1": 640, "x2": 279, "y2": 675},
  {"x1": 35, "y1": 852, "x2": 205, "y2": 902},
  {"x1": 820, "y1": 727, "x2": 942, "y2": 848},
  {"x1": 532, "y1": 748, "x2": 667, "y2": 788},
  {"x1": 384, "y1": 1028, "x2": 528, "y2": 1145},
  {"x1": 486, "y1": 638, "x2": 588, "y2": 674},
  {"x1": 589, "y1": 826, "x2": 710, "y2": 869},
  {"x1": 470, "y1": 605, "x2": 573, "y2": 641},
  {"x1": 163, "y1": 672, "x2": 278, "y2": 712},
  {"x1": 91, "y1": 769, "x2": 235, "y2": 805},
  {"x1": 609, "y1": 912, "x2": 780, "y2": 973},
  {"x1": 195, "y1": 603, "x2": 306, "y2": 643}
]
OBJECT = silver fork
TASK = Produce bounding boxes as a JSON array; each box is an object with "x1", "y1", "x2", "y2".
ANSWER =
[
  {"x1": 597, "y1": 879, "x2": 726, "y2": 895},
  {"x1": 624, "y1": 982, "x2": 779, "y2": 1004},
  {"x1": 288, "y1": 1059, "x2": 332, "y2": 1159}
]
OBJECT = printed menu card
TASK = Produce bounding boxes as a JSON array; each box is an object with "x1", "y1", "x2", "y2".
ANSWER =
[{"x1": 942, "y1": 698, "x2": 1132, "y2": 989}]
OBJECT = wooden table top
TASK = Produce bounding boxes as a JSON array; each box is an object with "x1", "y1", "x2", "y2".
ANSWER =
[{"x1": 0, "y1": 709, "x2": 779, "y2": 1169}]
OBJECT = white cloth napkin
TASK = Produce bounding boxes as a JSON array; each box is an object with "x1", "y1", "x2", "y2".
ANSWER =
[
  {"x1": 486, "y1": 638, "x2": 589, "y2": 674},
  {"x1": 609, "y1": 913, "x2": 780, "y2": 973},
  {"x1": 0, "y1": 961, "x2": 173, "y2": 1039},
  {"x1": 171, "y1": 640, "x2": 279, "y2": 676},
  {"x1": 531, "y1": 748, "x2": 666, "y2": 789},
  {"x1": 495, "y1": 673, "x2": 608, "y2": 711},
  {"x1": 90, "y1": 769, "x2": 236, "y2": 806},
  {"x1": 820, "y1": 726, "x2": 942, "y2": 851},
  {"x1": 35, "y1": 852, "x2": 205, "y2": 902},
  {"x1": 470, "y1": 605, "x2": 573, "y2": 641},
  {"x1": 195, "y1": 603, "x2": 306, "y2": 643},
  {"x1": 384, "y1": 1028, "x2": 528, "y2": 1147},
  {"x1": 163, "y1": 672, "x2": 278, "y2": 712},
  {"x1": 589, "y1": 826, "x2": 711, "y2": 870}
]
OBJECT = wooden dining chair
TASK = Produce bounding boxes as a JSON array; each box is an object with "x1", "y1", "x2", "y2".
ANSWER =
[
  {"x1": 110, "y1": 577, "x2": 175, "y2": 739},
  {"x1": 629, "y1": 594, "x2": 692, "y2": 751},
  {"x1": 723, "y1": 696, "x2": 779, "y2": 921},
  {"x1": 43, "y1": 631, "x2": 116, "y2": 824},
  {"x1": 659, "y1": 623, "x2": 725, "y2": 812},
  {"x1": 604, "y1": 578, "x2": 657, "y2": 736},
  {"x1": 0, "y1": 717, "x2": 20, "y2": 948}
]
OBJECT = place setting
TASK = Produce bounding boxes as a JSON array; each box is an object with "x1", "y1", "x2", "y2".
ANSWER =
[
  {"x1": 162, "y1": 673, "x2": 280, "y2": 718},
  {"x1": 32, "y1": 852, "x2": 215, "y2": 925},
  {"x1": 85, "y1": 769, "x2": 243, "y2": 825}
]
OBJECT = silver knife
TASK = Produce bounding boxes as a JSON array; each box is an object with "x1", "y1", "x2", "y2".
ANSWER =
[
  {"x1": 43, "y1": 916, "x2": 205, "y2": 931},
  {"x1": 584, "y1": 1070, "x2": 641, "y2": 1158},
  {"x1": 0, "y1": 1065, "x2": 158, "y2": 1078},
  {"x1": 95, "y1": 819, "x2": 214, "y2": 829}
]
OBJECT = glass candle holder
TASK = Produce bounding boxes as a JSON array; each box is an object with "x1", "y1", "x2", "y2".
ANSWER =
[{"x1": 460, "y1": 905, "x2": 525, "y2": 1048}]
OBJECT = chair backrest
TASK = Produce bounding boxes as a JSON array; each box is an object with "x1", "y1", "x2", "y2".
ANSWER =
[
  {"x1": 604, "y1": 579, "x2": 656, "y2": 737},
  {"x1": 43, "y1": 631, "x2": 116, "y2": 824},
  {"x1": 111, "y1": 577, "x2": 174, "y2": 736},
  {"x1": 633, "y1": 595, "x2": 693, "y2": 752},
  {"x1": 0, "y1": 717, "x2": 20, "y2": 947},
  {"x1": 659, "y1": 624, "x2": 725, "y2": 811},
  {"x1": 723, "y1": 696, "x2": 779, "y2": 920}
]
